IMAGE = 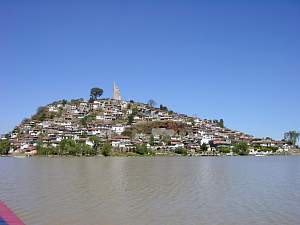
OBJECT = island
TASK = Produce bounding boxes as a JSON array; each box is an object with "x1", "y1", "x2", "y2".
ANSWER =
[{"x1": 0, "y1": 83, "x2": 299, "y2": 157}]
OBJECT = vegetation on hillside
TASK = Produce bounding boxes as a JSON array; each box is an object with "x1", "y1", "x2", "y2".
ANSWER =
[
  {"x1": 81, "y1": 115, "x2": 96, "y2": 126},
  {"x1": 175, "y1": 148, "x2": 188, "y2": 155},
  {"x1": 284, "y1": 131, "x2": 299, "y2": 146},
  {"x1": 101, "y1": 142, "x2": 112, "y2": 156},
  {"x1": 218, "y1": 146, "x2": 231, "y2": 154},
  {"x1": 134, "y1": 144, "x2": 153, "y2": 155},
  {"x1": 123, "y1": 121, "x2": 188, "y2": 138},
  {"x1": 90, "y1": 87, "x2": 103, "y2": 101},
  {"x1": 0, "y1": 139, "x2": 10, "y2": 155},
  {"x1": 233, "y1": 142, "x2": 249, "y2": 155},
  {"x1": 148, "y1": 99, "x2": 157, "y2": 108},
  {"x1": 200, "y1": 143, "x2": 208, "y2": 152},
  {"x1": 37, "y1": 139, "x2": 97, "y2": 156}
]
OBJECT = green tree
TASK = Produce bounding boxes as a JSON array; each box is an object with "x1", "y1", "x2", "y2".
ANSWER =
[
  {"x1": 80, "y1": 115, "x2": 96, "y2": 126},
  {"x1": 134, "y1": 144, "x2": 149, "y2": 155},
  {"x1": 102, "y1": 142, "x2": 112, "y2": 156},
  {"x1": 200, "y1": 143, "x2": 208, "y2": 151},
  {"x1": 90, "y1": 87, "x2": 103, "y2": 101},
  {"x1": 149, "y1": 135, "x2": 155, "y2": 146},
  {"x1": 175, "y1": 148, "x2": 188, "y2": 155},
  {"x1": 160, "y1": 104, "x2": 168, "y2": 111},
  {"x1": 122, "y1": 129, "x2": 133, "y2": 138},
  {"x1": 21, "y1": 118, "x2": 30, "y2": 124},
  {"x1": 218, "y1": 146, "x2": 230, "y2": 154},
  {"x1": 0, "y1": 139, "x2": 10, "y2": 155},
  {"x1": 148, "y1": 99, "x2": 157, "y2": 108},
  {"x1": 36, "y1": 141, "x2": 45, "y2": 155},
  {"x1": 233, "y1": 142, "x2": 249, "y2": 155},
  {"x1": 188, "y1": 118, "x2": 195, "y2": 126},
  {"x1": 37, "y1": 140, "x2": 95, "y2": 156},
  {"x1": 33, "y1": 106, "x2": 47, "y2": 121},
  {"x1": 219, "y1": 119, "x2": 224, "y2": 128},
  {"x1": 59, "y1": 139, "x2": 76, "y2": 155},
  {"x1": 127, "y1": 114, "x2": 134, "y2": 125},
  {"x1": 132, "y1": 107, "x2": 138, "y2": 115},
  {"x1": 162, "y1": 135, "x2": 171, "y2": 145},
  {"x1": 75, "y1": 143, "x2": 95, "y2": 156},
  {"x1": 37, "y1": 106, "x2": 47, "y2": 115},
  {"x1": 89, "y1": 136, "x2": 101, "y2": 154},
  {"x1": 284, "y1": 131, "x2": 300, "y2": 146},
  {"x1": 62, "y1": 99, "x2": 68, "y2": 105}
]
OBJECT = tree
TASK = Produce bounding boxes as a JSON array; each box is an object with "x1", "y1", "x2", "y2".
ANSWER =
[
  {"x1": 89, "y1": 136, "x2": 101, "y2": 150},
  {"x1": 162, "y1": 135, "x2": 171, "y2": 145},
  {"x1": 188, "y1": 118, "x2": 195, "y2": 126},
  {"x1": 134, "y1": 144, "x2": 149, "y2": 155},
  {"x1": 284, "y1": 131, "x2": 300, "y2": 146},
  {"x1": 37, "y1": 106, "x2": 47, "y2": 115},
  {"x1": 36, "y1": 141, "x2": 61, "y2": 155},
  {"x1": 75, "y1": 143, "x2": 95, "y2": 156},
  {"x1": 33, "y1": 106, "x2": 47, "y2": 121},
  {"x1": 233, "y1": 142, "x2": 249, "y2": 155},
  {"x1": 90, "y1": 87, "x2": 103, "y2": 101},
  {"x1": 218, "y1": 119, "x2": 224, "y2": 128},
  {"x1": 160, "y1": 104, "x2": 168, "y2": 111},
  {"x1": 62, "y1": 99, "x2": 68, "y2": 105},
  {"x1": 149, "y1": 135, "x2": 155, "y2": 146},
  {"x1": 132, "y1": 107, "x2": 138, "y2": 115},
  {"x1": 59, "y1": 139, "x2": 76, "y2": 155},
  {"x1": 21, "y1": 118, "x2": 30, "y2": 124},
  {"x1": 175, "y1": 148, "x2": 188, "y2": 155},
  {"x1": 148, "y1": 99, "x2": 157, "y2": 108},
  {"x1": 200, "y1": 143, "x2": 208, "y2": 151},
  {"x1": 127, "y1": 114, "x2": 134, "y2": 125},
  {"x1": 80, "y1": 115, "x2": 96, "y2": 126},
  {"x1": 102, "y1": 142, "x2": 112, "y2": 156},
  {"x1": 36, "y1": 140, "x2": 95, "y2": 156},
  {"x1": 218, "y1": 146, "x2": 230, "y2": 154},
  {"x1": 0, "y1": 139, "x2": 10, "y2": 155}
]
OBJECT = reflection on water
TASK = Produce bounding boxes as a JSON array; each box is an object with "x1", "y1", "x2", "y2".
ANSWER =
[{"x1": 1, "y1": 157, "x2": 300, "y2": 225}]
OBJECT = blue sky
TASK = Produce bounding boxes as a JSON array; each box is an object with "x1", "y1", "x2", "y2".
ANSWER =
[{"x1": 0, "y1": 0, "x2": 299, "y2": 140}]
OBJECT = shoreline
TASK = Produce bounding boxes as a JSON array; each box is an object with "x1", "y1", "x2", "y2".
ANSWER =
[{"x1": 1, "y1": 152, "x2": 297, "y2": 158}]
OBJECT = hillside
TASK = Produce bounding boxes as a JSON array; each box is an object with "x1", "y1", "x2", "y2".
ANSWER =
[{"x1": 1, "y1": 97, "x2": 291, "y2": 156}]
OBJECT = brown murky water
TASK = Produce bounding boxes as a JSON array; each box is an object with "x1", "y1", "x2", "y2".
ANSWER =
[{"x1": 1, "y1": 156, "x2": 300, "y2": 225}]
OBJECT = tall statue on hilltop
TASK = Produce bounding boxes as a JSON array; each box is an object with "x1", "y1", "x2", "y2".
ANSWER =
[{"x1": 112, "y1": 82, "x2": 122, "y2": 101}]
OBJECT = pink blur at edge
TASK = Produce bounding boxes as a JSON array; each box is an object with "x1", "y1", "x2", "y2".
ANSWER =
[{"x1": 0, "y1": 201, "x2": 26, "y2": 225}]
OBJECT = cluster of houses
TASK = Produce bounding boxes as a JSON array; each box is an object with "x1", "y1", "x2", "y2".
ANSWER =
[{"x1": 3, "y1": 97, "x2": 291, "y2": 156}]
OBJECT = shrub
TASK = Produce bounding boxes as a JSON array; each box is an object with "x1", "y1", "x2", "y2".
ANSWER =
[
  {"x1": 0, "y1": 139, "x2": 10, "y2": 155},
  {"x1": 175, "y1": 148, "x2": 188, "y2": 155},
  {"x1": 134, "y1": 144, "x2": 149, "y2": 155},
  {"x1": 102, "y1": 143, "x2": 112, "y2": 156},
  {"x1": 218, "y1": 146, "x2": 230, "y2": 154},
  {"x1": 233, "y1": 142, "x2": 249, "y2": 155}
]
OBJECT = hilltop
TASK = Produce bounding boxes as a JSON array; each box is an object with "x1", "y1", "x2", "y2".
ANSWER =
[{"x1": 0, "y1": 88, "x2": 293, "y2": 157}]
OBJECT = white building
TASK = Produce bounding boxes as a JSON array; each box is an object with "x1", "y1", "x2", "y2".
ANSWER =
[{"x1": 111, "y1": 125, "x2": 125, "y2": 135}]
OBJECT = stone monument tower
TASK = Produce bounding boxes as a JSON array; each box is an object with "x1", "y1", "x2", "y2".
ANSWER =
[{"x1": 112, "y1": 82, "x2": 122, "y2": 101}]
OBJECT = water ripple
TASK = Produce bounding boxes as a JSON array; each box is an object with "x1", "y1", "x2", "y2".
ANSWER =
[{"x1": 0, "y1": 157, "x2": 300, "y2": 225}]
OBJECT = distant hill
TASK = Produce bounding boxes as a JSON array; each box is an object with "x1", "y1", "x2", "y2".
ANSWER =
[{"x1": 1, "y1": 97, "x2": 292, "y2": 156}]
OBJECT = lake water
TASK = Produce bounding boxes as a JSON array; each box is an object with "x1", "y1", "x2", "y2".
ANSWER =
[{"x1": 0, "y1": 156, "x2": 300, "y2": 225}]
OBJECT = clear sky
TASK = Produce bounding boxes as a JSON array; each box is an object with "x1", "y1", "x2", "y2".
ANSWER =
[{"x1": 1, "y1": 0, "x2": 299, "y2": 140}]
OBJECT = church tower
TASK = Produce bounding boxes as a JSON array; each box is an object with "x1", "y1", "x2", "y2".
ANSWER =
[{"x1": 112, "y1": 82, "x2": 122, "y2": 101}]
